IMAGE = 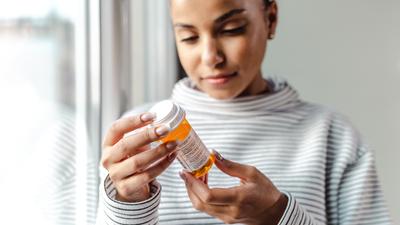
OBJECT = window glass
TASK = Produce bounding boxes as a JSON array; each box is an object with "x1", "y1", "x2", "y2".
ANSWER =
[{"x1": 0, "y1": 1, "x2": 94, "y2": 224}]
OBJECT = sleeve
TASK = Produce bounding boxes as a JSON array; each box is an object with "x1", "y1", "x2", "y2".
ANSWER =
[
  {"x1": 96, "y1": 104, "x2": 161, "y2": 225},
  {"x1": 276, "y1": 149, "x2": 392, "y2": 225},
  {"x1": 335, "y1": 149, "x2": 391, "y2": 224},
  {"x1": 277, "y1": 192, "x2": 321, "y2": 225},
  {"x1": 96, "y1": 167, "x2": 162, "y2": 225}
]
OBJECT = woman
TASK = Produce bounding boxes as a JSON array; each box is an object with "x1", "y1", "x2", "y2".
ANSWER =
[{"x1": 97, "y1": 0, "x2": 391, "y2": 224}]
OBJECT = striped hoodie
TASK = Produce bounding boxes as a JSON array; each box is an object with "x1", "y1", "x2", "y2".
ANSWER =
[{"x1": 97, "y1": 77, "x2": 392, "y2": 225}]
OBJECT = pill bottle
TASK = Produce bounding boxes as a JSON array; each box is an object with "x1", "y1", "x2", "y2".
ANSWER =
[{"x1": 148, "y1": 100, "x2": 214, "y2": 178}]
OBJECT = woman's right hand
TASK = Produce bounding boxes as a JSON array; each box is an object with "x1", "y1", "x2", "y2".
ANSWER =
[{"x1": 101, "y1": 112, "x2": 178, "y2": 202}]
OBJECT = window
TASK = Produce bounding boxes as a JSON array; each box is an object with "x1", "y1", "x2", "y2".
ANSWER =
[
  {"x1": 0, "y1": 0, "x2": 100, "y2": 224},
  {"x1": 100, "y1": 0, "x2": 177, "y2": 134}
]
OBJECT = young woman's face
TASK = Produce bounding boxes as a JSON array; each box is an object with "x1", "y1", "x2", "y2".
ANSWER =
[{"x1": 170, "y1": 0, "x2": 277, "y2": 99}]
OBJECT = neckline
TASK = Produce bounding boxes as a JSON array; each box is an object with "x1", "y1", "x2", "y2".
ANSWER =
[{"x1": 170, "y1": 76, "x2": 302, "y2": 116}]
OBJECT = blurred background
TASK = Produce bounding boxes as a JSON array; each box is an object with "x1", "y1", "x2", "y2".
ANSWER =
[{"x1": 0, "y1": 0, "x2": 398, "y2": 224}]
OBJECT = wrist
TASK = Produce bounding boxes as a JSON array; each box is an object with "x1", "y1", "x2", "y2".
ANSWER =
[
  {"x1": 254, "y1": 192, "x2": 288, "y2": 225},
  {"x1": 267, "y1": 192, "x2": 288, "y2": 225},
  {"x1": 116, "y1": 184, "x2": 151, "y2": 202}
]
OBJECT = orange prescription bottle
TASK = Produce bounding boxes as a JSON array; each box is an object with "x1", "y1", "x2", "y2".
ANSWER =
[{"x1": 148, "y1": 100, "x2": 214, "y2": 178}]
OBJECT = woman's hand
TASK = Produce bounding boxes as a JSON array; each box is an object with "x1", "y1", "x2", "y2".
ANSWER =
[
  {"x1": 101, "y1": 112, "x2": 178, "y2": 202},
  {"x1": 179, "y1": 150, "x2": 288, "y2": 225}
]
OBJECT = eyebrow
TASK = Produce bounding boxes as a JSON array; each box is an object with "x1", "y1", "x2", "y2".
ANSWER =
[
  {"x1": 215, "y1": 8, "x2": 245, "y2": 24},
  {"x1": 174, "y1": 8, "x2": 246, "y2": 29}
]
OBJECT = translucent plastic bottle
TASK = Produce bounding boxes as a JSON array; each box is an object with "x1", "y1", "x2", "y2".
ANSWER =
[{"x1": 149, "y1": 100, "x2": 214, "y2": 178}]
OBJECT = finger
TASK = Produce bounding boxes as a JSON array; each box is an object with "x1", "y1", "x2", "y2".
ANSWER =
[
  {"x1": 119, "y1": 151, "x2": 177, "y2": 192},
  {"x1": 108, "y1": 125, "x2": 171, "y2": 163},
  {"x1": 185, "y1": 186, "x2": 231, "y2": 214},
  {"x1": 180, "y1": 171, "x2": 238, "y2": 205},
  {"x1": 101, "y1": 143, "x2": 151, "y2": 170},
  {"x1": 109, "y1": 141, "x2": 178, "y2": 181},
  {"x1": 201, "y1": 173, "x2": 208, "y2": 184},
  {"x1": 183, "y1": 179, "x2": 234, "y2": 222},
  {"x1": 213, "y1": 149, "x2": 257, "y2": 181},
  {"x1": 103, "y1": 112, "x2": 155, "y2": 147}
]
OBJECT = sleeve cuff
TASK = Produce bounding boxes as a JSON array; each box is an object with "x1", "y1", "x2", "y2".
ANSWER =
[
  {"x1": 101, "y1": 175, "x2": 161, "y2": 225},
  {"x1": 277, "y1": 191, "x2": 318, "y2": 225}
]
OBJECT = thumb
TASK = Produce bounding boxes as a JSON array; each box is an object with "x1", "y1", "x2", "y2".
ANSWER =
[{"x1": 212, "y1": 149, "x2": 255, "y2": 181}]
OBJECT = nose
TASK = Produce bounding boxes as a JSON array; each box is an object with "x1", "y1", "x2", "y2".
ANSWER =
[{"x1": 201, "y1": 38, "x2": 224, "y2": 68}]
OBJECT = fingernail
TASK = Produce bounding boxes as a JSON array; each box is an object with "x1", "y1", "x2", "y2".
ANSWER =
[
  {"x1": 179, "y1": 171, "x2": 187, "y2": 181},
  {"x1": 166, "y1": 141, "x2": 178, "y2": 150},
  {"x1": 155, "y1": 126, "x2": 170, "y2": 136},
  {"x1": 140, "y1": 112, "x2": 155, "y2": 122},
  {"x1": 168, "y1": 152, "x2": 177, "y2": 162},
  {"x1": 212, "y1": 149, "x2": 224, "y2": 161}
]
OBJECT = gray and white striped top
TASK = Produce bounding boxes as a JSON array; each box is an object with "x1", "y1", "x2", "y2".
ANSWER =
[{"x1": 97, "y1": 77, "x2": 392, "y2": 225}]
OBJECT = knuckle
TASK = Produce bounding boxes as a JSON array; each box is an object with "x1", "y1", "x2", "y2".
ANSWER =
[
  {"x1": 248, "y1": 166, "x2": 258, "y2": 177},
  {"x1": 117, "y1": 139, "x2": 128, "y2": 154},
  {"x1": 108, "y1": 170, "x2": 118, "y2": 182},
  {"x1": 101, "y1": 154, "x2": 111, "y2": 169},
  {"x1": 110, "y1": 120, "x2": 121, "y2": 134},
  {"x1": 249, "y1": 165, "x2": 257, "y2": 173},
  {"x1": 130, "y1": 157, "x2": 141, "y2": 172},
  {"x1": 140, "y1": 172, "x2": 153, "y2": 183},
  {"x1": 117, "y1": 182, "x2": 132, "y2": 197},
  {"x1": 101, "y1": 157, "x2": 108, "y2": 169},
  {"x1": 145, "y1": 127, "x2": 153, "y2": 140},
  {"x1": 129, "y1": 115, "x2": 140, "y2": 124}
]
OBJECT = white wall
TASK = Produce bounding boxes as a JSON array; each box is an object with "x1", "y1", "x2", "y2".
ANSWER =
[{"x1": 263, "y1": 0, "x2": 400, "y2": 224}]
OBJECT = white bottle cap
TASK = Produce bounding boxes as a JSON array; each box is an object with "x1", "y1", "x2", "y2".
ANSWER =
[{"x1": 148, "y1": 100, "x2": 185, "y2": 130}]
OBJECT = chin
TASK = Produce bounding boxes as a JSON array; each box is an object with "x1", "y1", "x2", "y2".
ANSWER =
[
  {"x1": 206, "y1": 90, "x2": 239, "y2": 100},
  {"x1": 195, "y1": 82, "x2": 242, "y2": 100}
]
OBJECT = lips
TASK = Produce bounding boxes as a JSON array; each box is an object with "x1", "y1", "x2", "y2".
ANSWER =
[{"x1": 202, "y1": 72, "x2": 238, "y2": 85}]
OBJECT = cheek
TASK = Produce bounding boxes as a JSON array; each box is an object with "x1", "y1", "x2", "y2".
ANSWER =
[
  {"x1": 177, "y1": 45, "x2": 198, "y2": 76},
  {"x1": 226, "y1": 35, "x2": 266, "y2": 72}
]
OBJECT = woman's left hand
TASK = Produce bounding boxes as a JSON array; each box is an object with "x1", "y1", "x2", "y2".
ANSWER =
[{"x1": 179, "y1": 150, "x2": 288, "y2": 225}]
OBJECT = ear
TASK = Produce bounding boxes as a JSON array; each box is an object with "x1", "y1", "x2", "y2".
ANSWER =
[{"x1": 263, "y1": 1, "x2": 278, "y2": 39}]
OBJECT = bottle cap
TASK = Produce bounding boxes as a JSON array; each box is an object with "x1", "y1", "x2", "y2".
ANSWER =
[{"x1": 148, "y1": 100, "x2": 185, "y2": 130}]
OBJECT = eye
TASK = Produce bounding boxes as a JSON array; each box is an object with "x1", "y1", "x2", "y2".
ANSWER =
[
  {"x1": 180, "y1": 36, "x2": 199, "y2": 43},
  {"x1": 221, "y1": 25, "x2": 246, "y2": 35}
]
